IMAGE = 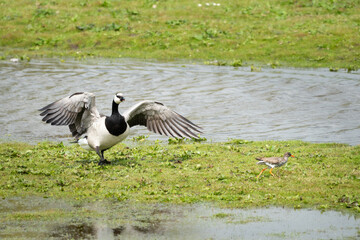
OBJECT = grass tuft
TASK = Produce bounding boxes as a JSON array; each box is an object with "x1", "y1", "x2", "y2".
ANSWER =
[
  {"x1": 0, "y1": 0, "x2": 359, "y2": 68},
  {"x1": 0, "y1": 140, "x2": 359, "y2": 214}
]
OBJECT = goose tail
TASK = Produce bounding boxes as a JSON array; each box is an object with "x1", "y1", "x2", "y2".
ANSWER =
[{"x1": 74, "y1": 137, "x2": 93, "y2": 151}]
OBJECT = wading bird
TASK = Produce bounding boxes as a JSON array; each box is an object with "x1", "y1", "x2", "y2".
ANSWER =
[
  {"x1": 255, "y1": 152, "x2": 295, "y2": 178},
  {"x1": 39, "y1": 92, "x2": 202, "y2": 165}
]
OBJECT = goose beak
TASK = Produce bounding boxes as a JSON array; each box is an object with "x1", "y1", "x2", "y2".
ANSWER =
[
  {"x1": 120, "y1": 96, "x2": 125, "y2": 102},
  {"x1": 291, "y1": 155, "x2": 295, "y2": 158}
]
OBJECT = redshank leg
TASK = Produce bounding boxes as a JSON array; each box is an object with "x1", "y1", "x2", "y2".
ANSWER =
[{"x1": 257, "y1": 168, "x2": 268, "y2": 178}]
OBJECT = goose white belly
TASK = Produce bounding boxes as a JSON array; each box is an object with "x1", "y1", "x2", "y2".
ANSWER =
[{"x1": 86, "y1": 117, "x2": 130, "y2": 151}]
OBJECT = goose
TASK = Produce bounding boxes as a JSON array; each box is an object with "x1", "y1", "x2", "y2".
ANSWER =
[
  {"x1": 39, "y1": 92, "x2": 202, "y2": 165},
  {"x1": 255, "y1": 152, "x2": 295, "y2": 178}
]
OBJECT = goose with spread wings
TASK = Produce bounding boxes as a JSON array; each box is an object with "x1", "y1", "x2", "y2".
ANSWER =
[{"x1": 39, "y1": 92, "x2": 202, "y2": 165}]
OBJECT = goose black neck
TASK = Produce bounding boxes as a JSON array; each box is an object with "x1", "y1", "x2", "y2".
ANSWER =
[
  {"x1": 105, "y1": 100, "x2": 127, "y2": 136},
  {"x1": 111, "y1": 100, "x2": 120, "y2": 116}
]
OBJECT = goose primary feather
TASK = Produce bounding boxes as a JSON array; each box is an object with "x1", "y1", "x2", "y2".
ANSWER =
[{"x1": 39, "y1": 92, "x2": 202, "y2": 165}]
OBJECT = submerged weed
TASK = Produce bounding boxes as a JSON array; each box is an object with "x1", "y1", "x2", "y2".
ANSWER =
[
  {"x1": 347, "y1": 65, "x2": 358, "y2": 73},
  {"x1": 231, "y1": 60, "x2": 243, "y2": 67},
  {"x1": 213, "y1": 213, "x2": 232, "y2": 219}
]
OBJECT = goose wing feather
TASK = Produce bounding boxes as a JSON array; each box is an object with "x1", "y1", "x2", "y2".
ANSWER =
[
  {"x1": 123, "y1": 100, "x2": 202, "y2": 139},
  {"x1": 39, "y1": 92, "x2": 100, "y2": 138}
]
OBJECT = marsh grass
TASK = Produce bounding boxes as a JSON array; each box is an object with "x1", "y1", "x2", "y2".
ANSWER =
[
  {"x1": 0, "y1": 140, "x2": 359, "y2": 214},
  {"x1": 0, "y1": 0, "x2": 359, "y2": 68}
]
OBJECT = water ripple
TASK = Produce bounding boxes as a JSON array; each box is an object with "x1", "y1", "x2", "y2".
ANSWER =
[{"x1": 0, "y1": 59, "x2": 359, "y2": 145}]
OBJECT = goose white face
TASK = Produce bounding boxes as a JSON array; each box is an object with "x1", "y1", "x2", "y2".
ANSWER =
[{"x1": 114, "y1": 93, "x2": 125, "y2": 104}]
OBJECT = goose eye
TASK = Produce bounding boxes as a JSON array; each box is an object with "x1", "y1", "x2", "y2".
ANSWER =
[{"x1": 114, "y1": 95, "x2": 121, "y2": 104}]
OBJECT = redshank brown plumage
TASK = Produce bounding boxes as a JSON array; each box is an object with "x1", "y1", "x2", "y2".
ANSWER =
[{"x1": 255, "y1": 152, "x2": 295, "y2": 178}]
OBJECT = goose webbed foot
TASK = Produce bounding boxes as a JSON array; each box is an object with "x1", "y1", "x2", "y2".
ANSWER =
[
  {"x1": 96, "y1": 147, "x2": 111, "y2": 165},
  {"x1": 98, "y1": 159, "x2": 111, "y2": 165}
]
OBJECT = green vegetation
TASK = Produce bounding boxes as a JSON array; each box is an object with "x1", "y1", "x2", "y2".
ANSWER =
[
  {"x1": 1, "y1": 139, "x2": 359, "y2": 214},
  {"x1": 1, "y1": 0, "x2": 359, "y2": 68}
]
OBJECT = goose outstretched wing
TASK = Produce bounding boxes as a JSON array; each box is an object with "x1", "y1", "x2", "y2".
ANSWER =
[
  {"x1": 39, "y1": 92, "x2": 100, "y2": 138},
  {"x1": 123, "y1": 100, "x2": 202, "y2": 139}
]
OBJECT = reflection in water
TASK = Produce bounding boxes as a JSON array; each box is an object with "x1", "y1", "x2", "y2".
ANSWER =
[
  {"x1": 52, "y1": 223, "x2": 96, "y2": 239},
  {"x1": 51, "y1": 223, "x2": 125, "y2": 239},
  {"x1": 1, "y1": 197, "x2": 359, "y2": 240},
  {"x1": 0, "y1": 58, "x2": 359, "y2": 145}
]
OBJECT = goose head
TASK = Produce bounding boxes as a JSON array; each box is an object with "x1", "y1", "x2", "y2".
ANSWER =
[{"x1": 113, "y1": 93, "x2": 125, "y2": 104}]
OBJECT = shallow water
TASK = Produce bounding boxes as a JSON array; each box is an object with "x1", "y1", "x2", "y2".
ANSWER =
[
  {"x1": 0, "y1": 58, "x2": 359, "y2": 145},
  {"x1": 1, "y1": 197, "x2": 359, "y2": 240}
]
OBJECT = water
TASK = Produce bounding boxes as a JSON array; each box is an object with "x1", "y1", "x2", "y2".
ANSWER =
[
  {"x1": 1, "y1": 59, "x2": 359, "y2": 239},
  {"x1": 0, "y1": 58, "x2": 359, "y2": 144},
  {"x1": 1, "y1": 197, "x2": 359, "y2": 239}
]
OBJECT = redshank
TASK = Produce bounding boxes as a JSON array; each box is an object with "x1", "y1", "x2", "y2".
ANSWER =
[{"x1": 255, "y1": 152, "x2": 295, "y2": 178}]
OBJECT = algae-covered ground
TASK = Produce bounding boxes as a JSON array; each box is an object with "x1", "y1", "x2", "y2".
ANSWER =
[
  {"x1": 1, "y1": 0, "x2": 359, "y2": 69},
  {"x1": 1, "y1": 139, "x2": 359, "y2": 214}
]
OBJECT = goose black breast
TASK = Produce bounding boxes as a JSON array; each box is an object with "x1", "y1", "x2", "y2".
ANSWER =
[{"x1": 105, "y1": 115, "x2": 128, "y2": 136}]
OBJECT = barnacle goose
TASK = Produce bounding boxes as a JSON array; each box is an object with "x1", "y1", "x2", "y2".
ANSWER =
[{"x1": 39, "y1": 92, "x2": 202, "y2": 165}]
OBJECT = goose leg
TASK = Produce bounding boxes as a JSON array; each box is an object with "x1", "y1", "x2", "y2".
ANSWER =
[
  {"x1": 101, "y1": 149, "x2": 111, "y2": 165},
  {"x1": 257, "y1": 168, "x2": 268, "y2": 178},
  {"x1": 95, "y1": 147, "x2": 110, "y2": 165}
]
